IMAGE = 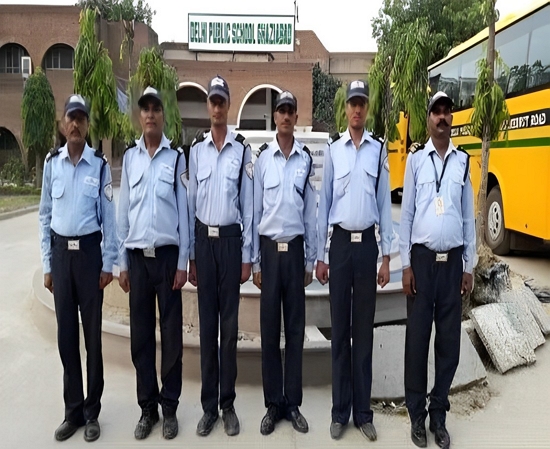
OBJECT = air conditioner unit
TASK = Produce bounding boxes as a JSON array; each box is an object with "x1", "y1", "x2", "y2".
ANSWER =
[{"x1": 21, "y1": 56, "x2": 32, "y2": 79}]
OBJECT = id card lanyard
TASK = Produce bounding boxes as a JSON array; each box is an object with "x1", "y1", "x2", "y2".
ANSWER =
[{"x1": 430, "y1": 152, "x2": 449, "y2": 216}]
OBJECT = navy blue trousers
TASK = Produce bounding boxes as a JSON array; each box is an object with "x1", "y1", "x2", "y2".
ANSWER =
[
  {"x1": 329, "y1": 225, "x2": 378, "y2": 427},
  {"x1": 51, "y1": 230, "x2": 103, "y2": 425}
]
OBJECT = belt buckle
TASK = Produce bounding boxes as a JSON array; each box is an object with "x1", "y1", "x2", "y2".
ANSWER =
[
  {"x1": 143, "y1": 247, "x2": 156, "y2": 258},
  {"x1": 351, "y1": 232, "x2": 362, "y2": 243},
  {"x1": 277, "y1": 243, "x2": 288, "y2": 252},
  {"x1": 436, "y1": 253, "x2": 448, "y2": 262},
  {"x1": 208, "y1": 226, "x2": 220, "y2": 238},
  {"x1": 68, "y1": 240, "x2": 80, "y2": 251}
]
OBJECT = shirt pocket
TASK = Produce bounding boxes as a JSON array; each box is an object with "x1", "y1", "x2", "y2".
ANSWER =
[
  {"x1": 156, "y1": 165, "x2": 174, "y2": 198},
  {"x1": 361, "y1": 158, "x2": 378, "y2": 196},
  {"x1": 224, "y1": 157, "x2": 241, "y2": 193},
  {"x1": 82, "y1": 176, "x2": 99, "y2": 199},
  {"x1": 334, "y1": 165, "x2": 351, "y2": 197},
  {"x1": 263, "y1": 169, "x2": 280, "y2": 208},
  {"x1": 51, "y1": 179, "x2": 65, "y2": 199},
  {"x1": 196, "y1": 165, "x2": 212, "y2": 203}
]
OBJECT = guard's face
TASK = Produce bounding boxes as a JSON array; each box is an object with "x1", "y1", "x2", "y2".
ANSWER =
[
  {"x1": 345, "y1": 97, "x2": 368, "y2": 131},
  {"x1": 139, "y1": 100, "x2": 164, "y2": 138},
  {"x1": 274, "y1": 105, "x2": 298, "y2": 136},
  {"x1": 63, "y1": 110, "x2": 89, "y2": 146},
  {"x1": 207, "y1": 95, "x2": 230, "y2": 127},
  {"x1": 428, "y1": 102, "x2": 453, "y2": 138}
]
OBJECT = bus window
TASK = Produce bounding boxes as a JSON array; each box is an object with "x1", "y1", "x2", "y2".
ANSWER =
[
  {"x1": 437, "y1": 58, "x2": 461, "y2": 105},
  {"x1": 459, "y1": 45, "x2": 483, "y2": 108},
  {"x1": 527, "y1": 23, "x2": 550, "y2": 88},
  {"x1": 496, "y1": 18, "x2": 530, "y2": 95}
]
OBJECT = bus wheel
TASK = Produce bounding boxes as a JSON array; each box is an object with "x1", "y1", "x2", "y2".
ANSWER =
[{"x1": 485, "y1": 185, "x2": 510, "y2": 255}]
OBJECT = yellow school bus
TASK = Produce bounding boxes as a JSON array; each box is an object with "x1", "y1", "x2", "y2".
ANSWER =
[{"x1": 392, "y1": 0, "x2": 550, "y2": 254}]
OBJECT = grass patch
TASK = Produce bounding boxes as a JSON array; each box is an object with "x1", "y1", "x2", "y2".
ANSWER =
[{"x1": 0, "y1": 195, "x2": 41, "y2": 214}]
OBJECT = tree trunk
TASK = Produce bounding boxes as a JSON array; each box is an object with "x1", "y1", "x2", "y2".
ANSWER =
[
  {"x1": 35, "y1": 153, "x2": 43, "y2": 188},
  {"x1": 475, "y1": 7, "x2": 496, "y2": 250}
]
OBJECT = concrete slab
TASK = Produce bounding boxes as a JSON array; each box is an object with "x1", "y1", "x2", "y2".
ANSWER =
[{"x1": 470, "y1": 303, "x2": 536, "y2": 373}]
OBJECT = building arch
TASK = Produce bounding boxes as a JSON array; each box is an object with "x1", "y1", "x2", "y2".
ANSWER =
[
  {"x1": 0, "y1": 43, "x2": 30, "y2": 74},
  {"x1": 42, "y1": 43, "x2": 74, "y2": 71},
  {"x1": 237, "y1": 84, "x2": 282, "y2": 130},
  {"x1": 0, "y1": 127, "x2": 23, "y2": 167},
  {"x1": 177, "y1": 82, "x2": 209, "y2": 144}
]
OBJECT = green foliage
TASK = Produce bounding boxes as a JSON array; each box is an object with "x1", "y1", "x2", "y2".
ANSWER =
[
  {"x1": 0, "y1": 185, "x2": 41, "y2": 195},
  {"x1": 76, "y1": 0, "x2": 155, "y2": 25},
  {"x1": 312, "y1": 63, "x2": 342, "y2": 133},
  {"x1": 333, "y1": 85, "x2": 348, "y2": 133},
  {"x1": 470, "y1": 57, "x2": 509, "y2": 141},
  {"x1": 123, "y1": 47, "x2": 182, "y2": 147},
  {"x1": 0, "y1": 156, "x2": 26, "y2": 186},
  {"x1": 21, "y1": 67, "x2": 56, "y2": 163},
  {"x1": 74, "y1": 8, "x2": 120, "y2": 144}
]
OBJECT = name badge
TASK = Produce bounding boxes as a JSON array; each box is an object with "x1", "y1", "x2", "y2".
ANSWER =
[
  {"x1": 435, "y1": 196, "x2": 445, "y2": 216},
  {"x1": 144, "y1": 247, "x2": 156, "y2": 258},
  {"x1": 277, "y1": 243, "x2": 288, "y2": 252},
  {"x1": 351, "y1": 233, "x2": 362, "y2": 243},
  {"x1": 436, "y1": 253, "x2": 448, "y2": 262},
  {"x1": 68, "y1": 240, "x2": 80, "y2": 251},
  {"x1": 208, "y1": 226, "x2": 220, "y2": 238}
]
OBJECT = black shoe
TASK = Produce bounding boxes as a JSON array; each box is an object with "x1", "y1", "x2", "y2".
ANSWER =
[
  {"x1": 411, "y1": 417, "x2": 427, "y2": 448},
  {"x1": 134, "y1": 409, "x2": 159, "y2": 440},
  {"x1": 222, "y1": 406, "x2": 240, "y2": 436},
  {"x1": 196, "y1": 412, "x2": 219, "y2": 436},
  {"x1": 260, "y1": 404, "x2": 281, "y2": 435},
  {"x1": 359, "y1": 422, "x2": 377, "y2": 441},
  {"x1": 430, "y1": 422, "x2": 451, "y2": 449},
  {"x1": 162, "y1": 414, "x2": 178, "y2": 439},
  {"x1": 54, "y1": 420, "x2": 80, "y2": 441},
  {"x1": 330, "y1": 421, "x2": 345, "y2": 440},
  {"x1": 287, "y1": 408, "x2": 309, "y2": 433},
  {"x1": 84, "y1": 419, "x2": 100, "y2": 442}
]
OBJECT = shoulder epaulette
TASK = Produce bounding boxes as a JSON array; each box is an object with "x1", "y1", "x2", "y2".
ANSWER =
[
  {"x1": 409, "y1": 143, "x2": 425, "y2": 154},
  {"x1": 258, "y1": 143, "x2": 269, "y2": 154},
  {"x1": 302, "y1": 145, "x2": 311, "y2": 157},
  {"x1": 124, "y1": 142, "x2": 137, "y2": 153},
  {"x1": 191, "y1": 129, "x2": 209, "y2": 147},
  {"x1": 329, "y1": 132, "x2": 341, "y2": 144},
  {"x1": 370, "y1": 133, "x2": 384, "y2": 145},
  {"x1": 456, "y1": 145, "x2": 469, "y2": 156},
  {"x1": 170, "y1": 146, "x2": 183, "y2": 154},
  {"x1": 45, "y1": 147, "x2": 60, "y2": 162},
  {"x1": 93, "y1": 149, "x2": 109, "y2": 164},
  {"x1": 235, "y1": 133, "x2": 248, "y2": 147}
]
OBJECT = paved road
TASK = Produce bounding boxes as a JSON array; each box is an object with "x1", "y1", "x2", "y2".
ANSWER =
[{"x1": 1, "y1": 210, "x2": 549, "y2": 448}]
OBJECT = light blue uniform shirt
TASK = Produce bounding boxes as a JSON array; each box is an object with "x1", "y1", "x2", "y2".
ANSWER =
[
  {"x1": 39, "y1": 143, "x2": 118, "y2": 274},
  {"x1": 399, "y1": 138, "x2": 476, "y2": 273},
  {"x1": 117, "y1": 134, "x2": 189, "y2": 272},
  {"x1": 317, "y1": 129, "x2": 393, "y2": 262},
  {"x1": 252, "y1": 137, "x2": 317, "y2": 273},
  {"x1": 188, "y1": 130, "x2": 253, "y2": 264}
]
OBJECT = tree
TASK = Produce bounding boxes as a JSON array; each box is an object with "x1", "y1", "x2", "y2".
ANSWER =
[
  {"x1": 77, "y1": 0, "x2": 156, "y2": 79},
  {"x1": 312, "y1": 63, "x2": 342, "y2": 133},
  {"x1": 73, "y1": 8, "x2": 120, "y2": 151},
  {"x1": 122, "y1": 47, "x2": 182, "y2": 148},
  {"x1": 21, "y1": 67, "x2": 56, "y2": 187},
  {"x1": 469, "y1": 0, "x2": 509, "y2": 251}
]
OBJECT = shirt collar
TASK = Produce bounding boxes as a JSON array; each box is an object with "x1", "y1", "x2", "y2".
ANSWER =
[
  {"x1": 425, "y1": 138, "x2": 456, "y2": 160},
  {"x1": 342, "y1": 128, "x2": 371, "y2": 148},
  {"x1": 59, "y1": 143, "x2": 94, "y2": 165},
  {"x1": 205, "y1": 129, "x2": 234, "y2": 151},
  {"x1": 136, "y1": 133, "x2": 172, "y2": 155},
  {"x1": 273, "y1": 135, "x2": 302, "y2": 158}
]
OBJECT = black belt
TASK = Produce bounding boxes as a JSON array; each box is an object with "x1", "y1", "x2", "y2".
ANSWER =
[
  {"x1": 196, "y1": 219, "x2": 241, "y2": 238},
  {"x1": 51, "y1": 230, "x2": 101, "y2": 250},
  {"x1": 412, "y1": 244, "x2": 463, "y2": 262}
]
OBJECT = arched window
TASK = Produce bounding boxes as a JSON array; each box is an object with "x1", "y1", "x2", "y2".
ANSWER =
[
  {"x1": 44, "y1": 44, "x2": 74, "y2": 70},
  {"x1": 0, "y1": 44, "x2": 29, "y2": 74}
]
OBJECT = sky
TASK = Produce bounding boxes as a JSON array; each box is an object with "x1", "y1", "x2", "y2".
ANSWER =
[{"x1": 0, "y1": 0, "x2": 536, "y2": 52}]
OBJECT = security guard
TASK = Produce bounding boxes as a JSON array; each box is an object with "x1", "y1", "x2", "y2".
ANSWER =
[
  {"x1": 252, "y1": 91, "x2": 316, "y2": 435},
  {"x1": 188, "y1": 75, "x2": 253, "y2": 437},
  {"x1": 399, "y1": 91, "x2": 475, "y2": 449},
  {"x1": 117, "y1": 87, "x2": 189, "y2": 440},
  {"x1": 39, "y1": 94, "x2": 117, "y2": 442},
  {"x1": 316, "y1": 80, "x2": 393, "y2": 441}
]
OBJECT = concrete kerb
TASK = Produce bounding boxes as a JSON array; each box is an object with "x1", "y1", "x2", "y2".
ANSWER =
[{"x1": 0, "y1": 204, "x2": 39, "y2": 221}]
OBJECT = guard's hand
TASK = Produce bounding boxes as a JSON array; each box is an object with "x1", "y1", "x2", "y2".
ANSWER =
[
  {"x1": 44, "y1": 273, "x2": 54, "y2": 294},
  {"x1": 377, "y1": 256, "x2": 390, "y2": 288},
  {"x1": 402, "y1": 267, "x2": 416, "y2": 296},
  {"x1": 241, "y1": 263, "x2": 252, "y2": 284},
  {"x1": 304, "y1": 271, "x2": 313, "y2": 287},
  {"x1": 99, "y1": 271, "x2": 113, "y2": 290},
  {"x1": 188, "y1": 260, "x2": 197, "y2": 287},
  {"x1": 461, "y1": 272, "x2": 473, "y2": 295},
  {"x1": 253, "y1": 271, "x2": 262, "y2": 290},
  {"x1": 172, "y1": 269, "x2": 187, "y2": 290},
  {"x1": 316, "y1": 261, "x2": 329, "y2": 285},
  {"x1": 119, "y1": 270, "x2": 130, "y2": 293}
]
